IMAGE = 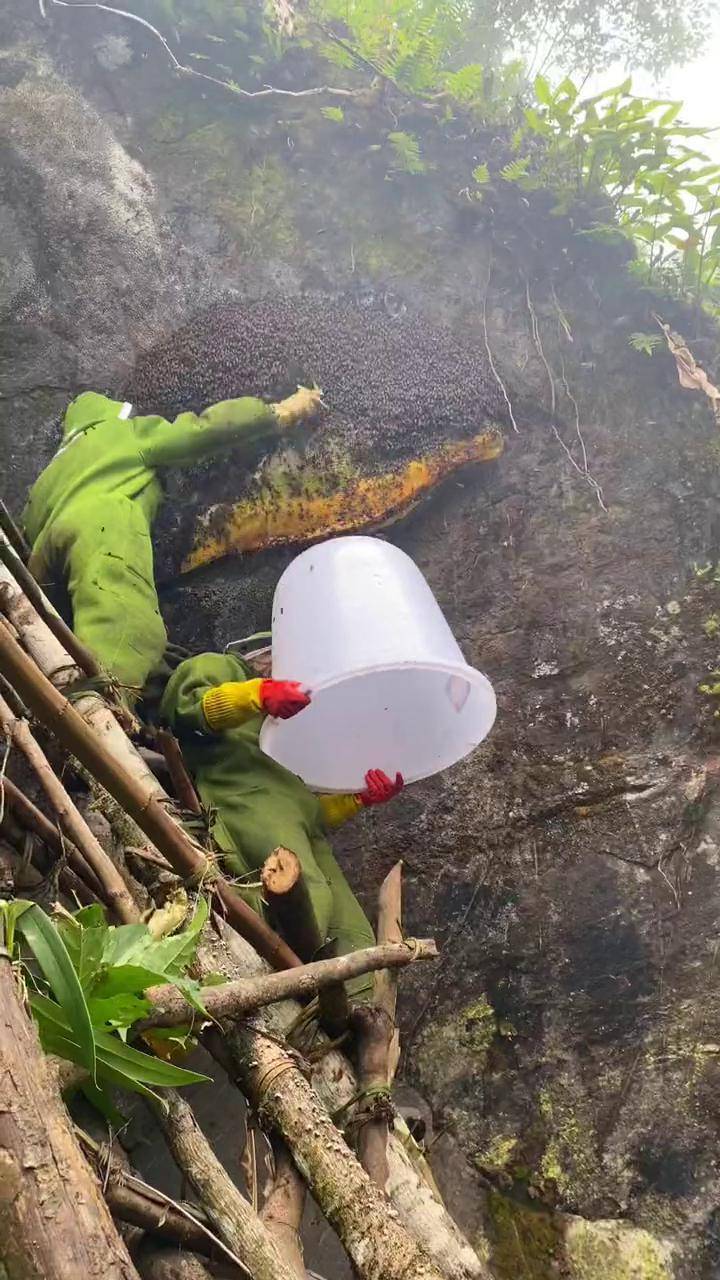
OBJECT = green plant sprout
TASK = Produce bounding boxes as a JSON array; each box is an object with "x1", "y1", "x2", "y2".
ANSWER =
[{"x1": 0, "y1": 897, "x2": 216, "y2": 1107}]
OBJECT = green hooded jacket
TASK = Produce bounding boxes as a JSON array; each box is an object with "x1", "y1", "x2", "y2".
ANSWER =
[{"x1": 23, "y1": 390, "x2": 279, "y2": 551}]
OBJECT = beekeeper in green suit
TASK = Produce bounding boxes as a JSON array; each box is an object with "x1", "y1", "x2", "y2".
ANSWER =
[
  {"x1": 160, "y1": 649, "x2": 404, "y2": 989},
  {"x1": 21, "y1": 386, "x2": 321, "y2": 700}
]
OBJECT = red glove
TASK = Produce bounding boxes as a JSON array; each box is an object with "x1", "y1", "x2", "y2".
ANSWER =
[
  {"x1": 260, "y1": 680, "x2": 311, "y2": 719},
  {"x1": 357, "y1": 768, "x2": 404, "y2": 807}
]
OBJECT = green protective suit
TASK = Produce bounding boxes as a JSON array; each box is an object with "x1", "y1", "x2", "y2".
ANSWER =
[
  {"x1": 160, "y1": 652, "x2": 375, "y2": 994},
  {"x1": 22, "y1": 392, "x2": 279, "y2": 697}
]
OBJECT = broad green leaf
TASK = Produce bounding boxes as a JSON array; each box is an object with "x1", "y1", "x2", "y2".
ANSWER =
[
  {"x1": 555, "y1": 77, "x2": 578, "y2": 104},
  {"x1": 97, "y1": 899, "x2": 208, "y2": 984},
  {"x1": 534, "y1": 74, "x2": 552, "y2": 106},
  {"x1": 91, "y1": 964, "x2": 172, "y2": 1000},
  {"x1": 321, "y1": 105, "x2": 345, "y2": 122},
  {"x1": 18, "y1": 906, "x2": 96, "y2": 1082},
  {"x1": 93, "y1": 1025, "x2": 211, "y2": 1088},
  {"x1": 72, "y1": 905, "x2": 108, "y2": 929},
  {"x1": 103, "y1": 924, "x2": 152, "y2": 967},
  {"x1": 524, "y1": 107, "x2": 550, "y2": 136},
  {"x1": 31, "y1": 994, "x2": 210, "y2": 1094},
  {"x1": 88, "y1": 994, "x2": 151, "y2": 1029},
  {"x1": 39, "y1": 1027, "x2": 168, "y2": 1105},
  {"x1": 659, "y1": 102, "x2": 682, "y2": 126},
  {"x1": 55, "y1": 916, "x2": 109, "y2": 992}
]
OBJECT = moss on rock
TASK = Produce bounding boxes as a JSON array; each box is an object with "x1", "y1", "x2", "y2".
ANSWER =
[
  {"x1": 534, "y1": 1079, "x2": 601, "y2": 1204},
  {"x1": 564, "y1": 1217, "x2": 674, "y2": 1279},
  {"x1": 488, "y1": 1190, "x2": 563, "y2": 1279},
  {"x1": 416, "y1": 993, "x2": 498, "y2": 1098}
]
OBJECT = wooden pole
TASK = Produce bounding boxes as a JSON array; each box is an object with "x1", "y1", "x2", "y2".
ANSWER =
[
  {"x1": 156, "y1": 730, "x2": 202, "y2": 815},
  {"x1": 353, "y1": 861, "x2": 404, "y2": 1190},
  {"x1": 135, "y1": 939, "x2": 437, "y2": 1032},
  {"x1": 260, "y1": 1141, "x2": 307, "y2": 1278},
  {"x1": 0, "y1": 694, "x2": 139, "y2": 923},
  {"x1": 262, "y1": 846, "x2": 349, "y2": 1035},
  {"x1": 0, "y1": 501, "x2": 31, "y2": 561},
  {"x1": 0, "y1": 623, "x2": 300, "y2": 970},
  {"x1": 228, "y1": 1022, "x2": 448, "y2": 1280},
  {"x1": 0, "y1": 531, "x2": 102, "y2": 678},
  {"x1": 155, "y1": 1091, "x2": 297, "y2": 1280},
  {"x1": 0, "y1": 924, "x2": 140, "y2": 1280},
  {"x1": 0, "y1": 560, "x2": 162, "y2": 794},
  {"x1": 217, "y1": 923, "x2": 487, "y2": 1280}
]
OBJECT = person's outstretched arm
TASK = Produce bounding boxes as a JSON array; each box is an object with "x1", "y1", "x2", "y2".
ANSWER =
[
  {"x1": 161, "y1": 651, "x2": 310, "y2": 736},
  {"x1": 319, "y1": 769, "x2": 404, "y2": 829},
  {"x1": 133, "y1": 386, "x2": 323, "y2": 469}
]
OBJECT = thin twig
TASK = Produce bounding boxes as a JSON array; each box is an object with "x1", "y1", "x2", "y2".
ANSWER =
[
  {"x1": 525, "y1": 279, "x2": 556, "y2": 414},
  {"x1": 525, "y1": 279, "x2": 607, "y2": 512},
  {"x1": 550, "y1": 284, "x2": 573, "y2": 343},
  {"x1": 0, "y1": 732, "x2": 10, "y2": 826},
  {"x1": 47, "y1": 0, "x2": 358, "y2": 102},
  {"x1": 482, "y1": 256, "x2": 520, "y2": 433}
]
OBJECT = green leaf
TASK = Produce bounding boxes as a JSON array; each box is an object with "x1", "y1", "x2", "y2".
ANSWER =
[
  {"x1": 31, "y1": 994, "x2": 210, "y2": 1097},
  {"x1": 87, "y1": 994, "x2": 151, "y2": 1030},
  {"x1": 103, "y1": 924, "x2": 152, "y2": 967},
  {"x1": 0, "y1": 898, "x2": 32, "y2": 953},
  {"x1": 472, "y1": 162, "x2": 489, "y2": 184},
  {"x1": 18, "y1": 906, "x2": 96, "y2": 1082},
  {"x1": 659, "y1": 101, "x2": 682, "y2": 126},
  {"x1": 55, "y1": 915, "x2": 109, "y2": 993},
  {"x1": 556, "y1": 77, "x2": 578, "y2": 104},
  {"x1": 445, "y1": 64, "x2": 484, "y2": 103},
  {"x1": 628, "y1": 332, "x2": 661, "y2": 356},
  {"x1": 91, "y1": 963, "x2": 169, "y2": 1000},
  {"x1": 386, "y1": 131, "x2": 426, "y2": 175},
  {"x1": 499, "y1": 156, "x2": 531, "y2": 182},
  {"x1": 534, "y1": 74, "x2": 552, "y2": 105},
  {"x1": 321, "y1": 105, "x2": 345, "y2": 122},
  {"x1": 524, "y1": 107, "x2": 551, "y2": 136},
  {"x1": 139, "y1": 896, "x2": 209, "y2": 979},
  {"x1": 93, "y1": 1025, "x2": 211, "y2": 1089},
  {"x1": 97, "y1": 898, "x2": 208, "y2": 982}
]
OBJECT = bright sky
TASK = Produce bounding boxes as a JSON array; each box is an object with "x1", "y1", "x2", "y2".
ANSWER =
[{"x1": 643, "y1": 23, "x2": 720, "y2": 142}]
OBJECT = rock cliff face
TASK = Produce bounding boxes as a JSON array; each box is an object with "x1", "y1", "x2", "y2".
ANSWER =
[{"x1": 3, "y1": 3, "x2": 720, "y2": 1274}]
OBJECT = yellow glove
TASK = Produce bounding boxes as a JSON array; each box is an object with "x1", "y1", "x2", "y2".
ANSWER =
[
  {"x1": 202, "y1": 679, "x2": 264, "y2": 731},
  {"x1": 318, "y1": 792, "x2": 362, "y2": 828},
  {"x1": 273, "y1": 384, "x2": 324, "y2": 429}
]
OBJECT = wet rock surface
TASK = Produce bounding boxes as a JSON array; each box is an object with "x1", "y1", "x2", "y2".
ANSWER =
[{"x1": 3, "y1": 3, "x2": 720, "y2": 1275}]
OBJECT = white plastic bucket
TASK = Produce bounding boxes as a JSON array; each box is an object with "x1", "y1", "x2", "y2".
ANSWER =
[{"x1": 259, "y1": 536, "x2": 496, "y2": 792}]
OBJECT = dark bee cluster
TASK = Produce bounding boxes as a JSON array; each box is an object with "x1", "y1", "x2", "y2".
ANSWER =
[{"x1": 129, "y1": 294, "x2": 508, "y2": 461}]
